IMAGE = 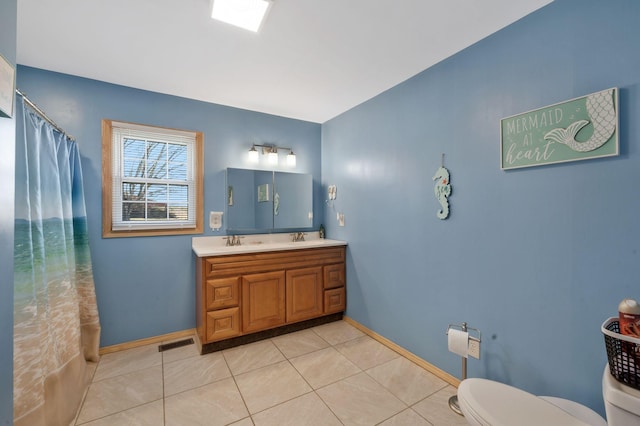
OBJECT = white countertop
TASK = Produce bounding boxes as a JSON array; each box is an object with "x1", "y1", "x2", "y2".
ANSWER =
[{"x1": 192, "y1": 233, "x2": 347, "y2": 257}]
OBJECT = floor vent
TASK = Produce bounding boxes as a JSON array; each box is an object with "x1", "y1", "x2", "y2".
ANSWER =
[{"x1": 158, "y1": 338, "x2": 194, "y2": 352}]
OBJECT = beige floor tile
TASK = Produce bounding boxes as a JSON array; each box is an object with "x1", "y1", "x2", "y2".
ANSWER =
[
  {"x1": 367, "y1": 357, "x2": 448, "y2": 405},
  {"x1": 317, "y1": 372, "x2": 407, "y2": 426},
  {"x1": 312, "y1": 320, "x2": 364, "y2": 345},
  {"x1": 161, "y1": 337, "x2": 200, "y2": 364},
  {"x1": 163, "y1": 351, "x2": 231, "y2": 396},
  {"x1": 76, "y1": 366, "x2": 163, "y2": 424},
  {"x1": 83, "y1": 318, "x2": 464, "y2": 426},
  {"x1": 234, "y1": 360, "x2": 312, "y2": 414},
  {"x1": 85, "y1": 361, "x2": 98, "y2": 382},
  {"x1": 252, "y1": 392, "x2": 342, "y2": 426},
  {"x1": 223, "y1": 339, "x2": 285, "y2": 375},
  {"x1": 378, "y1": 408, "x2": 432, "y2": 425},
  {"x1": 271, "y1": 329, "x2": 330, "y2": 358},
  {"x1": 228, "y1": 418, "x2": 254, "y2": 426},
  {"x1": 335, "y1": 335, "x2": 400, "y2": 370},
  {"x1": 289, "y1": 347, "x2": 361, "y2": 389},
  {"x1": 93, "y1": 344, "x2": 161, "y2": 382},
  {"x1": 412, "y1": 385, "x2": 468, "y2": 426},
  {"x1": 164, "y1": 377, "x2": 248, "y2": 426},
  {"x1": 77, "y1": 399, "x2": 164, "y2": 426}
]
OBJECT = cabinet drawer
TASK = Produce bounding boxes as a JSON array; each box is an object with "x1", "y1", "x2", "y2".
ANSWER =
[
  {"x1": 324, "y1": 263, "x2": 345, "y2": 289},
  {"x1": 206, "y1": 307, "x2": 241, "y2": 342},
  {"x1": 324, "y1": 287, "x2": 346, "y2": 314},
  {"x1": 206, "y1": 277, "x2": 240, "y2": 310}
]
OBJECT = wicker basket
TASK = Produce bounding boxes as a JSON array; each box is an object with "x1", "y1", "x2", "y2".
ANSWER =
[{"x1": 602, "y1": 317, "x2": 640, "y2": 391}]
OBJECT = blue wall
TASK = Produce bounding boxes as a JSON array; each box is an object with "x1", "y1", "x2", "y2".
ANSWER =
[
  {"x1": 0, "y1": 0, "x2": 16, "y2": 423},
  {"x1": 13, "y1": 0, "x2": 640, "y2": 417},
  {"x1": 322, "y1": 0, "x2": 640, "y2": 415},
  {"x1": 16, "y1": 67, "x2": 322, "y2": 347}
]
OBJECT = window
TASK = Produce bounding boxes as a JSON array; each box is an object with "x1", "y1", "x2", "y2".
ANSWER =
[{"x1": 102, "y1": 120, "x2": 203, "y2": 237}]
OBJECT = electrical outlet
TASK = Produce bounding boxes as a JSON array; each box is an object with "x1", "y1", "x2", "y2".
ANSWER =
[{"x1": 468, "y1": 338, "x2": 480, "y2": 359}]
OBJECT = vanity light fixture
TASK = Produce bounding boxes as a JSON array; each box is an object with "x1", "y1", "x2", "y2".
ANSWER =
[
  {"x1": 248, "y1": 144, "x2": 296, "y2": 167},
  {"x1": 210, "y1": 0, "x2": 273, "y2": 33}
]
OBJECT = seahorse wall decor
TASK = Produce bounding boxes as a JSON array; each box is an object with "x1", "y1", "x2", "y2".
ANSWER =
[
  {"x1": 433, "y1": 166, "x2": 451, "y2": 220},
  {"x1": 544, "y1": 88, "x2": 616, "y2": 152}
]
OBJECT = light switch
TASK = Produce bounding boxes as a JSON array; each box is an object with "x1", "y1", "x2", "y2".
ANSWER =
[{"x1": 328, "y1": 185, "x2": 337, "y2": 200}]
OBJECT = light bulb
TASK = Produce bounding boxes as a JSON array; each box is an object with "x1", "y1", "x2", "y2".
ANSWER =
[
  {"x1": 286, "y1": 151, "x2": 296, "y2": 167},
  {"x1": 268, "y1": 149, "x2": 278, "y2": 165},
  {"x1": 248, "y1": 146, "x2": 259, "y2": 163}
]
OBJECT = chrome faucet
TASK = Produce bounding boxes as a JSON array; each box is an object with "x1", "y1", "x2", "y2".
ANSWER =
[
  {"x1": 225, "y1": 235, "x2": 243, "y2": 246},
  {"x1": 291, "y1": 232, "x2": 306, "y2": 242}
]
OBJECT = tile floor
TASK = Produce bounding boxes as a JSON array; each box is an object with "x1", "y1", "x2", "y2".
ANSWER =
[{"x1": 75, "y1": 321, "x2": 468, "y2": 425}]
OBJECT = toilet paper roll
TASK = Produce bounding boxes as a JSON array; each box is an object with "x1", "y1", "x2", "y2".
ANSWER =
[{"x1": 448, "y1": 329, "x2": 469, "y2": 358}]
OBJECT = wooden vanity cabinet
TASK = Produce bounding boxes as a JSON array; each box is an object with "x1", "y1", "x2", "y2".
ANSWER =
[{"x1": 196, "y1": 246, "x2": 346, "y2": 352}]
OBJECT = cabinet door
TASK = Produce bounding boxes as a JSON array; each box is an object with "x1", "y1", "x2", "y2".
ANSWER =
[
  {"x1": 286, "y1": 267, "x2": 323, "y2": 323},
  {"x1": 242, "y1": 271, "x2": 286, "y2": 333}
]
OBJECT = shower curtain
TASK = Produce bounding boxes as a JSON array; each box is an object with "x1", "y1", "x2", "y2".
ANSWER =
[{"x1": 13, "y1": 96, "x2": 101, "y2": 426}]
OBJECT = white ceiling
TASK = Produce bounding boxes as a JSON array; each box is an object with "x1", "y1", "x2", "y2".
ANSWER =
[{"x1": 17, "y1": 0, "x2": 552, "y2": 123}]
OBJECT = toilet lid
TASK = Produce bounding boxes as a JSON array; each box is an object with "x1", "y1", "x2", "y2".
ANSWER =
[{"x1": 458, "y1": 379, "x2": 589, "y2": 426}]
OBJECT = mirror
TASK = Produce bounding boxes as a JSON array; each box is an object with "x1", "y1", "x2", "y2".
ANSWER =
[{"x1": 226, "y1": 168, "x2": 313, "y2": 231}]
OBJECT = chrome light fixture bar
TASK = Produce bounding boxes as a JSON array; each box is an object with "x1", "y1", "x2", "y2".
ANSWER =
[
  {"x1": 248, "y1": 144, "x2": 296, "y2": 167},
  {"x1": 210, "y1": 0, "x2": 273, "y2": 33}
]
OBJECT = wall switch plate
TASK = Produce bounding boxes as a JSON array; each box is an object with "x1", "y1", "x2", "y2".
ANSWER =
[
  {"x1": 468, "y1": 337, "x2": 480, "y2": 359},
  {"x1": 328, "y1": 185, "x2": 337, "y2": 200},
  {"x1": 337, "y1": 212, "x2": 345, "y2": 227}
]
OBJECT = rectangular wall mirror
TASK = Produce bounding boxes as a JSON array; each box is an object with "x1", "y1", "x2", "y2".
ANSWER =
[{"x1": 226, "y1": 168, "x2": 313, "y2": 232}]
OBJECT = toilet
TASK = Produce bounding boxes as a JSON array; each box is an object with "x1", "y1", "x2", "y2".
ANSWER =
[
  {"x1": 602, "y1": 364, "x2": 640, "y2": 425},
  {"x1": 457, "y1": 373, "x2": 626, "y2": 426}
]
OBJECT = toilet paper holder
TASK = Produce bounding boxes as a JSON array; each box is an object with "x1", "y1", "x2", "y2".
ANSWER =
[
  {"x1": 446, "y1": 322, "x2": 482, "y2": 416},
  {"x1": 446, "y1": 322, "x2": 482, "y2": 355}
]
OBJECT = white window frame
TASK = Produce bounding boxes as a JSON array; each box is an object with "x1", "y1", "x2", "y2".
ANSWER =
[{"x1": 102, "y1": 120, "x2": 203, "y2": 237}]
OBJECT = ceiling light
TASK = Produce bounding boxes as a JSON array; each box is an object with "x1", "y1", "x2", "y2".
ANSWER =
[{"x1": 210, "y1": 0, "x2": 272, "y2": 33}]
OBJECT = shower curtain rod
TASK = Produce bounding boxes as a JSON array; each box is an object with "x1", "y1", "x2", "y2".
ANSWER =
[{"x1": 15, "y1": 89, "x2": 75, "y2": 141}]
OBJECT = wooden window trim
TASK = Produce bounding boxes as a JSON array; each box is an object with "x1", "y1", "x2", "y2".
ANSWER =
[{"x1": 101, "y1": 119, "x2": 204, "y2": 238}]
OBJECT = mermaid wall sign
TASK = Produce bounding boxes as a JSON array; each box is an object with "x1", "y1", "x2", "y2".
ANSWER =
[
  {"x1": 433, "y1": 154, "x2": 451, "y2": 220},
  {"x1": 500, "y1": 87, "x2": 618, "y2": 170}
]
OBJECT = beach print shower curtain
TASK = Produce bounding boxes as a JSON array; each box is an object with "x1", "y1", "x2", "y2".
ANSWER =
[{"x1": 13, "y1": 96, "x2": 101, "y2": 426}]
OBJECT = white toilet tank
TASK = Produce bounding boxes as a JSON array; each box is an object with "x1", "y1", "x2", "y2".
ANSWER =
[{"x1": 602, "y1": 365, "x2": 640, "y2": 425}]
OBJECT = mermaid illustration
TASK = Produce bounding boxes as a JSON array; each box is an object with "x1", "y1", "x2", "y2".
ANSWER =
[
  {"x1": 544, "y1": 89, "x2": 616, "y2": 152},
  {"x1": 433, "y1": 166, "x2": 451, "y2": 220}
]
